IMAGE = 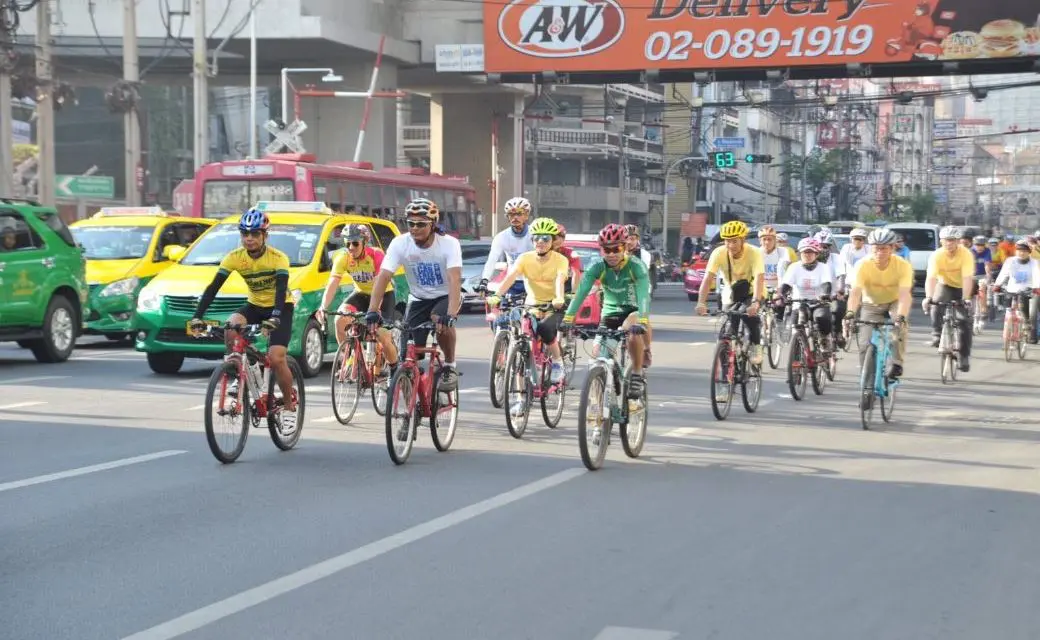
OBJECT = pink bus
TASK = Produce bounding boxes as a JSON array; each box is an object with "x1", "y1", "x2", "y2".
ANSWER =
[{"x1": 188, "y1": 153, "x2": 483, "y2": 239}]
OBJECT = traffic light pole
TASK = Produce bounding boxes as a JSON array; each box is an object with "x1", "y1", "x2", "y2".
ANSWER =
[{"x1": 662, "y1": 155, "x2": 706, "y2": 257}]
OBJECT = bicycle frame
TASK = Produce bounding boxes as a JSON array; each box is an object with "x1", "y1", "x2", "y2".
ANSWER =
[
  {"x1": 867, "y1": 323, "x2": 899, "y2": 399},
  {"x1": 789, "y1": 301, "x2": 827, "y2": 370},
  {"x1": 518, "y1": 307, "x2": 565, "y2": 399},
  {"x1": 397, "y1": 323, "x2": 445, "y2": 420},
  {"x1": 581, "y1": 327, "x2": 631, "y2": 421},
  {"x1": 936, "y1": 301, "x2": 964, "y2": 355},
  {"x1": 216, "y1": 325, "x2": 273, "y2": 418}
]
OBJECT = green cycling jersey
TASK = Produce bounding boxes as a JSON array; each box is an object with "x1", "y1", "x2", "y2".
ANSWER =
[{"x1": 564, "y1": 255, "x2": 650, "y2": 322}]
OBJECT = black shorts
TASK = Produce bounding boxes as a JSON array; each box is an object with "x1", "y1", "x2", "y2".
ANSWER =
[
  {"x1": 343, "y1": 289, "x2": 396, "y2": 319},
  {"x1": 233, "y1": 302, "x2": 294, "y2": 347},
  {"x1": 403, "y1": 295, "x2": 451, "y2": 353},
  {"x1": 601, "y1": 305, "x2": 639, "y2": 330}
]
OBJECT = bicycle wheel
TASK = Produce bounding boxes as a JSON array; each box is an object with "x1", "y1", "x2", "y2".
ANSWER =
[
  {"x1": 267, "y1": 356, "x2": 305, "y2": 451},
  {"x1": 811, "y1": 347, "x2": 827, "y2": 396},
  {"x1": 860, "y1": 345, "x2": 877, "y2": 430},
  {"x1": 1018, "y1": 338, "x2": 1027, "y2": 360},
  {"x1": 560, "y1": 331, "x2": 578, "y2": 386},
  {"x1": 787, "y1": 333, "x2": 808, "y2": 401},
  {"x1": 488, "y1": 331, "x2": 510, "y2": 409},
  {"x1": 503, "y1": 341, "x2": 532, "y2": 439},
  {"x1": 331, "y1": 340, "x2": 363, "y2": 424},
  {"x1": 741, "y1": 357, "x2": 762, "y2": 413},
  {"x1": 204, "y1": 361, "x2": 250, "y2": 464},
  {"x1": 540, "y1": 358, "x2": 565, "y2": 429},
  {"x1": 765, "y1": 314, "x2": 781, "y2": 369},
  {"x1": 385, "y1": 368, "x2": 417, "y2": 465},
  {"x1": 620, "y1": 372, "x2": 647, "y2": 458},
  {"x1": 709, "y1": 340, "x2": 735, "y2": 420},
  {"x1": 577, "y1": 364, "x2": 610, "y2": 470},
  {"x1": 880, "y1": 375, "x2": 898, "y2": 423},
  {"x1": 429, "y1": 367, "x2": 459, "y2": 452},
  {"x1": 940, "y1": 353, "x2": 952, "y2": 384}
]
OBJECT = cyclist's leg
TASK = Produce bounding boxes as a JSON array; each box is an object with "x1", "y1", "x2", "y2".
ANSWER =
[
  {"x1": 951, "y1": 286, "x2": 972, "y2": 363},
  {"x1": 376, "y1": 291, "x2": 400, "y2": 367},
  {"x1": 425, "y1": 295, "x2": 458, "y2": 388},
  {"x1": 404, "y1": 297, "x2": 435, "y2": 359},
  {"x1": 885, "y1": 301, "x2": 907, "y2": 376},
  {"x1": 930, "y1": 283, "x2": 950, "y2": 344},
  {"x1": 227, "y1": 304, "x2": 260, "y2": 350},
  {"x1": 536, "y1": 310, "x2": 566, "y2": 382},
  {"x1": 337, "y1": 292, "x2": 369, "y2": 346},
  {"x1": 813, "y1": 304, "x2": 833, "y2": 346},
  {"x1": 266, "y1": 303, "x2": 297, "y2": 411},
  {"x1": 618, "y1": 309, "x2": 644, "y2": 372},
  {"x1": 830, "y1": 295, "x2": 847, "y2": 346}
]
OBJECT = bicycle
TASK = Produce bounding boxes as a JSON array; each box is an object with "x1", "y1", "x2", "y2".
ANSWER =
[
  {"x1": 762, "y1": 289, "x2": 784, "y2": 369},
  {"x1": 487, "y1": 292, "x2": 525, "y2": 409},
  {"x1": 785, "y1": 299, "x2": 837, "y2": 401},
  {"x1": 932, "y1": 300, "x2": 965, "y2": 384},
  {"x1": 709, "y1": 302, "x2": 763, "y2": 421},
  {"x1": 194, "y1": 321, "x2": 305, "y2": 464},
  {"x1": 997, "y1": 289, "x2": 1031, "y2": 362},
  {"x1": 502, "y1": 303, "x2": 568, "y2": 438},
  {"x1": 573, "y1": 326, "x2": 648, "y2": 471},
  {"x1": 324, "y1": 310, "x2": 401, "y2": 424},
  {"x1": 384, "y1": 320, "x2": 459, "y2": 465},
  {"x1": 972, "y1": 278, "x2": 989, "y2": 335},
  {"x1": 855, "y1": 318, "x2": 901, "y2": 430}
]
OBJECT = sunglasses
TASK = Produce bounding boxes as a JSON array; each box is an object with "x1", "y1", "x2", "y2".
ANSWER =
[
  {"x1": 347, "y1": 241, "x2": 363, "y2": 248},
  {"x1": 533, "y1": 234, "x2": 553, "y2": 243},
  {"x1": 601, "y1": 245, "x2": 624, "y2": 254},
  {"x1": 506, "y1": 211, "x2": 525, "y2": 218},
  {"x1": 406, "y1": 220, "x2": 431, "y2": 229},
  {"x1": 240, "y1": 230, "x2": 262, "y2": 238}
]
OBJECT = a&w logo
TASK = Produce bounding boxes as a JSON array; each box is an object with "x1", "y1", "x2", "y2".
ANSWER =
[{"x1": 497, "y1": 0, "x2": 625, "y2": 59}]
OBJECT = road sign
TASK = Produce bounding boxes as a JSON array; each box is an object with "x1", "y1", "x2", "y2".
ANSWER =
[
  {"x1": 172, "y1": 179, "x2": 194, "y2": 214},
  {"x1": 713, "y1": 137, "x2": 745, "y2": 149},
  {"x1": 666, "y1": 184, "x2": 676, "y2": 195},
  {"x1": 264, "y1": 119, "x2": 307, "y2": 155},
  {"x1": 56, "y1": 175, "x2": 115, "y2": 199}
]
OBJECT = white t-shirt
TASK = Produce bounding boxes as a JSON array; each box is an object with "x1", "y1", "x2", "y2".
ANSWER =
[
  {"x1": 382, "y1": 232, "x2": 463, "y2": 300},
  {"x1": 840, "y1": 243, "x2": 869, "y2": 274},
  {"x1": 761, "y1": 247, "x2": 787, "y2": 289},
  {"x1": 781, "y1": 260, "x2": 833, "y2": 300},
  {"x1": 821, "y1": 252, "x2": 846, "y2": 284},
  {"x1": 995, "y1": 257, "x2": 1040, "y2": 294},
  {"x1": 482, "y1": 226, "x2": 533, "y2": 280}
]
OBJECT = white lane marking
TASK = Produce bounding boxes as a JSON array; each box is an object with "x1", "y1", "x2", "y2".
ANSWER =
[
  {"x1": 661, "y1": 427, "x2": 700, "y2": 438},
  {"x1": 314, "y1": 414, "x2": 363, "y2": 423},
  {"x1": 130, "y1": 383, "x2": 190, "y2": 392},
  {"x1": 776, "y1": 393, "x2": 792, "y2": 399},
  {"x1": 0, "y1": 450, "x2": 187, "y2": 493},
  {"x1": 183, "y1": 404, "x2": 206, "y2": 411},
  {"x1": 459, "y1": 387, "x2": 486, "y2": 394},
  {"x1": 121, "y1": 468, "x2": 585, "y2": 640},
  {"x1": 687, "y1": 341, "x2": 707, "y2": 346},
  {"x1": 0, "y1": 401, "x2": 46, "y2": 411},
  {"x1": 0, "y1": 375, "x2": 68, "y2": 385},
  {"x1": 593, "y1": 627, "x2": 679, "y2": 640}
]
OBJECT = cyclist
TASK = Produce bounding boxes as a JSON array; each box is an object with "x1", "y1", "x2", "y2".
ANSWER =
[
  {"x1": 189, "y1": 208, "x2": 297, "y2": 413},
  {"x1": 923, "y1": 225, "x2": 974, "y2": 372},
  {"x1": 969, "y1": 234, "x2": 993, "y2": 323},
  {"x1": 562, "y1": 223, "x2": 651, "y2": 396},
  {"x1": 624, "y1": 224, "x2": 654, "y2": 268},
  {"x1": 478, "y1": 196, "x2": 533, "y2": 296},
  {"x1": 840, "y1": 227, "x2": 870, "y2": 273},
  {"x1": 894, "y1": 233, "x2": 911, "y2": 260},
  {"x1": 316, "y1": 223, "x2": 399, "y2": 376},
  {"x1": 366, "y1": 198, "x2": 463, "y2": 390},
  {"x1": 695, "y1": 220, "x2": 766, "y2": 366},
  {"x1": 489, "y1": 217, "x2": 570, "y2": 385},
  {"x1": 845, "y1": 228, "x2": 912, "y2": 379},
  {"x1": 757, "y1": 225, "x2": 790, "y2": 291},
  {"x1": 552, "y1": 223, "x2": 582, "y2": 293},
  {"x1": 993, "y1": 237, "x2": 1040, "y2": 344},
  {"x1": 776, "y1": 232, "x2": 797, "y2": 262},
  {"x1": 988, "y1": 238, "x2": 1005, "y2": 270},
  {"x1": 814, "y1": 228, "x2": 848, "y2": 347},
  {"x1": 780, "y1": 237, "x2": 835, "y2": 349}
]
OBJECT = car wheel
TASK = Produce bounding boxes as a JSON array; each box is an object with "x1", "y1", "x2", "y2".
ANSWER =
[
  {"x1": 298, "y1": 317, "x2": 325, "y2": 378},
  {"x1": 29, "y1": 295, "x2": 77, "y2": 363},
  {"x1": 147, "y1": 352, "x2": 184, "y2": 374}
]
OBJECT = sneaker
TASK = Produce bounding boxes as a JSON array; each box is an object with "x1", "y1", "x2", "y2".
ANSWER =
[
  {"x1": 628, "y1": 373, "x2": 645, "y2": 399},
  {"x1": 438, "y1": 366, "x2": 459, "y2": 391},
  {"x1": 550, "y1": 363, "x2": 564, "y2": 385},
  {"x1": 749, "y1": 344, "x2": 764, "y2": 366},
  {"x1": 888, "y1": 363, "x2": 903, "y2": 379},
  {"x1": 279, "y1": 408, "x2": 298, "y2": 437},
  {"x1": 959, "y1": 355, "x2": 970, "y2": 373}
]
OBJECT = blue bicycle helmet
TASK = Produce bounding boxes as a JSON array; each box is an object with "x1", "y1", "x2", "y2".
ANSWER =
[{"x1": 239, "y1": 208, "x2": 270, "y2": 232}]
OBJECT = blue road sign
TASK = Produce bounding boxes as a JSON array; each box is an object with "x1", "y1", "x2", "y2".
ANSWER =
[{"x1": 713, "y1": 137, "x2": 745, "y2": 149}]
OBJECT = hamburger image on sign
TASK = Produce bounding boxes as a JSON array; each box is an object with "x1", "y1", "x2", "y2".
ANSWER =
[
  {"x1": 939, "y1": 30, "x2": 982, "y2": 59},
  {"x1": 979, "y1": 19, "x2": 1025, "y2": 57}
]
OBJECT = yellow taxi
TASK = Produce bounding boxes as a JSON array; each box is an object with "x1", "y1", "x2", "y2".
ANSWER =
[
  {"x1": 134, "y1": 201, "x2": 409, "y2": 377},
  {"x1": 69, "y1": 206, "x2": 214, "y2": 340}
]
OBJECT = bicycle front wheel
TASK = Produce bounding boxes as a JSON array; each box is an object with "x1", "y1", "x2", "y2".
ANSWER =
[
  {"x1": 331, "y1": 340, "x2": 362, "y2": 424},
  {"x1": 741, "y1": 357, "x2": 762, "y2": 413},
  {"x1": 860, "y1": 345, "x2": 877, "y2": 430},
  {"x1": 710, "y1": 340, "x2": 735, "y2": 420},
  {"x1": 204, "y1": 361, "x2": 249, "y2": 464},
  {"x1": 430, "y1": 367, "x2": 459, "y2": 452},
  {"x1": 385, "y1": 368, "x2": 417, "y2": 465},
  {"x1": 620, "y1": 372, "x2": 647, "y2": 458},
  {"x1": 267, "y1": 356, "x2": 305, "y2": 451},
  {"x1": 787, "y1": 333, "x2": 808, "y2": 401},
  {"x1": 577, "y1": 365, "x2": 610, "y2": 470},
  {"x1": 503, "y1": 341, "x2": 532, "y2": 439},
  {"x1": 540, "y1": 358, "x2": 565, "y2": 429},
  {"x1": 880, "y1": 375, "x2": 898, "y2": 423},
  {"x1": 488, "y1": 331, "x2": 510, "y2": 409}
]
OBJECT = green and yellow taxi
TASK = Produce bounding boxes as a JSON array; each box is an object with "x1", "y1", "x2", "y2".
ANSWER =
[
  {"x1": 69, "y1": 206, "x2": 215, "y2": 340},
  {"x1": 134, "y1": 201, "x2": 410, "y2": 377}
]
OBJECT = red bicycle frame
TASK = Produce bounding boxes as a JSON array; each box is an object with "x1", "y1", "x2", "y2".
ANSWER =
[
  {"x1": 395, "y1": 332, "x2": 444, "y2": 420},
  {"x1": 219, "y1": 327, "x2": 273, "y2": 417},
  {"x1": 520, "y1": 310, "x2": 564, "y2": 399}
]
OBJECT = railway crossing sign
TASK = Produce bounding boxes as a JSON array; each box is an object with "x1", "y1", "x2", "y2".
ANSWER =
[{"x1": 264, "y1": 119, "x2": 308, "y2": 155}]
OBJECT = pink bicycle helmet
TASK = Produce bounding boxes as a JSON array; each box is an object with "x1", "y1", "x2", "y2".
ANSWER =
[{"x1": 797, "y1": 237, "x2": 822, "y2": 253}]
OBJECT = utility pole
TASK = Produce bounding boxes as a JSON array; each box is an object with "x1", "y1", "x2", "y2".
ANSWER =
[
  {"x1": 124, "y1": 0, "x2": 141, "y2": 205},
  {"x1": 0, "y1": 7, "x2": 13, "y2": 197},
  {"x1": 192, "y1": 0, "x2": 209, "y2": 170},
  {"x1": 617, "y1": 127, "x2": 626, "y2": 224},
  {"x1": 36, "y1": 0, "x2": 54, "y2": 206}
]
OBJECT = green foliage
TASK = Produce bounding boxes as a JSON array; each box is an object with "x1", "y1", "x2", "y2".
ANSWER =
[{"x1": 894, "y1": 191, "x2": 937, "y2": 222}]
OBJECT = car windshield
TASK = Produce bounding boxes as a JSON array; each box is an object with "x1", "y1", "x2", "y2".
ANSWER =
[
  {"x1": 179, "y1": 223, "x2": 323, "y2": 267},
  {"x1": 896, "y1": 228, "x2": 936, "y2": 251},
  {"x1": 461, "y1": 244, "x2": 490, "y2": 265},
  {"x1": 70, "y1": 225, "x2": 155, "y2": 259}
]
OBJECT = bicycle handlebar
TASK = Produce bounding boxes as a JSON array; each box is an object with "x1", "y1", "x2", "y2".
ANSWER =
[{"x1": 573, "y1": 326, "x2": 630, "y2": 341}]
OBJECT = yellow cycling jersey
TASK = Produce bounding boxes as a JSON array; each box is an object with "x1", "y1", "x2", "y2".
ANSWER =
[
  {"x1": 927, "y1": 246, "x2": 974, "y2": 288},
  {"x1": 217, "y1": 246, "x2": 290, "y2": 307}
]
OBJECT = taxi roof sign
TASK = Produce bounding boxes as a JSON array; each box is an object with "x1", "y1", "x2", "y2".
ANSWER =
[
  {"x1": 253, "y1": 201, "x2": 332, "y2": 214},
  {"x1": 93, "y1": 206, "x2": 168, "y2": 218}
]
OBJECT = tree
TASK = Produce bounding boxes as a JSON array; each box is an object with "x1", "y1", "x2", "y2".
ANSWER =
[
  {"x1": 780, "y1": 148, "x2": 844, "y2": 222},
  {"x1": 12, "y1": 143, "x2": 37, "y2": 169},
  {"x1": 894, "y1": 191, "x2": 937, "y2": 222}
]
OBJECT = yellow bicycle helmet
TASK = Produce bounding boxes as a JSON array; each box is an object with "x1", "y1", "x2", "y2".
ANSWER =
[
  {"x1": 529, "y1": 217, "x2": 559, "y2": 236},
  {"x1": 720, "y1": 220, "x2": 749, "y2": 239},
  {"x1": 757, "y1": 225, "x2": 776, "y2": 238}
]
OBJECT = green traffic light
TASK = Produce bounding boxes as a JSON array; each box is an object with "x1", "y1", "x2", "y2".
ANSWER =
[{"x1": 745, "y1": 154, "x2": 754, "y2": 163}]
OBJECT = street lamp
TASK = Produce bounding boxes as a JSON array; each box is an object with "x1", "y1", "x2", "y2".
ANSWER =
[
  {"x1": 662, "y1": 155, "x2": 705, "y2": 255},
  {"x1": 280, "y1": 67, "x2": 344, "y2": 125}
]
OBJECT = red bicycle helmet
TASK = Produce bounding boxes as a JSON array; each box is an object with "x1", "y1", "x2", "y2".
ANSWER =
[
  {"x1": 598, "y1": 223, "x2": 628, "y2": 247},
  {"x1": 556, "y1": 223, "x2": 567, "y2": 237}
]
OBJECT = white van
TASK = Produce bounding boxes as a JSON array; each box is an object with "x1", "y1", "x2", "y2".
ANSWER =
[{"x1": 885, "y1": 222, "x2": 940, "y2": 286}]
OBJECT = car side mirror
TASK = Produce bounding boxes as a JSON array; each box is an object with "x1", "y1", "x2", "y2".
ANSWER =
[{"x1": 163, "y1": 245, "x2": 186, "y2": 261}]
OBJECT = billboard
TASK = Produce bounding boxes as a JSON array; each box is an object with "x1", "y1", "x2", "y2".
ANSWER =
[{"x1": 484, "y1": 0, "x2": 1040, "y2": 74}]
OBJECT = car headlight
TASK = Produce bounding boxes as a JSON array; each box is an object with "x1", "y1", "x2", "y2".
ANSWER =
[
  {"x1": 136, "y1": 287, "x2": 162, "y2": 312},
  {"x1": 291, "y1": 288, "x2": 302, "y2": 304},
  {"x1": 100, "y1": 276, "x2": 140, "y2": 298}
]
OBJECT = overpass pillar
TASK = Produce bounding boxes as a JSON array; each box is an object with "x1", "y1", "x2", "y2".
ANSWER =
[{"x1": 430, "y1": 92, "x2": 524, "y2": 237}]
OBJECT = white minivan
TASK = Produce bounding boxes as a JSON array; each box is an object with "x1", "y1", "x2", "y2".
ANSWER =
[{"x1": 885, "y1": 222, "x2": 940, "y2": 287}]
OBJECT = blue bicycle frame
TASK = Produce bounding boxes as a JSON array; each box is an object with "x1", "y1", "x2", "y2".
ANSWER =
[{"x1": 866, "y1": 322, "x2": 900, "y2": 400}]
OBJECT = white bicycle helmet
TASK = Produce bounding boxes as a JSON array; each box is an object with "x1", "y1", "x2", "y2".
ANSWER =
[
  {"x1": 849, "y1": 227, "x2": 868, "y2": 239},
  {"x1": 813, "y1": 229, "x2": 834, "y2": 246},
  {"x1": 504, "y1": 196, "x2": 532, "y2": 216},
  {"x1": 868, "y1": 228, "x2": 897, "y2": 245},
  {"x1": 939, "y1": 225, "x2": 961, "y2": 240}
]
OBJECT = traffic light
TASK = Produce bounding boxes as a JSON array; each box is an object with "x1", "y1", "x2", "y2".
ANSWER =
[
  {"x1": 710, "y1": 151, "x2": 736, "y2": 169},
  {"x1": 744, "y1": 154, "x2": 774, "y2": 164}
]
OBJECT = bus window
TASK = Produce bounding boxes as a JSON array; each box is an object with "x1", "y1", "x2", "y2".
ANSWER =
[
  {"x1": 202, "y1": 179, "x2": 294, "y2": 218},
  {"x1": 370, "y1": 221, "x2": 396, "y2": 251},
  {"x1": 395, "y1": 187, "x2": 410, "y2": 208},
  {"x1": 379, "y1": 185, "x2": 397, "y2": 219},
  {"x1": 344, "y1": 181, "x2": 361, "y2": 213},
  {"x1": 315, "y1": 178, "x2": 342, "y2": 212}
]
